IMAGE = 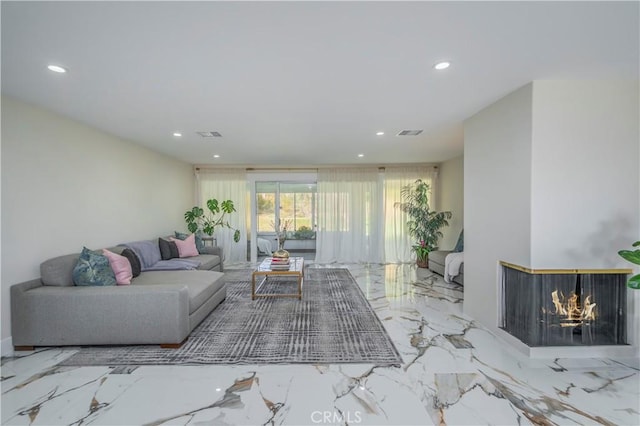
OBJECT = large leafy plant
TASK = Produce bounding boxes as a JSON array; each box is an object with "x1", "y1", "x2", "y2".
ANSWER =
[
  {"x1": 395, "y1": 179, "x2": 452, "y2": 262},
  {"x1": 618, "y1": 241, "x2": 640, "y2": 289},
  {"x1": 184, "y1": 199, "x2": 241, "y2": 243}
]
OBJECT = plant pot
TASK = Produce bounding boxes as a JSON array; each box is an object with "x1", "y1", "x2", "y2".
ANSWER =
[
  {"x1": 416, "y1": 259, "x2": 429, "y2": 269},
  {"x1": 273, "y1": 249, "x2": 290, "y2": 259}
]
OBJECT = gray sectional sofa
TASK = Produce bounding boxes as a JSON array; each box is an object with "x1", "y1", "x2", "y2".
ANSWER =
[{"x1": 11, "y1": 240, "x2": 226, "y2": 350}]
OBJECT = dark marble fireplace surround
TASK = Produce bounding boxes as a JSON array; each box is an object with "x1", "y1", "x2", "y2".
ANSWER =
[{"x1": 500, "y1": 262, "x2": 629, "y2": 347}]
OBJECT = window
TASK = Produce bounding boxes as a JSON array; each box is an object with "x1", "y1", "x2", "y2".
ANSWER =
[
  {"x1": 256, "y1": 182, "x2": 276, "y2": 233},
  {"x1": 256, "y1": 182, "x2": 317, "y2": 237}
]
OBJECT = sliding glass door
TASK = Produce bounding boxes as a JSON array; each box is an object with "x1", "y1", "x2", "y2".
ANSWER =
[{"x1": 256, "y1": 181, "x2": 317, "y2": 255}]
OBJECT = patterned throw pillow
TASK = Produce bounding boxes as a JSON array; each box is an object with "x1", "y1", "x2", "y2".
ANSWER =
[
  {"x1": 453, "y1": 230, "x2": 464, "y2": 253},
  {"x1": 121, "y1": 248, "x2": 141, "y2": 277},
  {"x1": 175, "y1": 231, "x2": 205, "y2": 253},
  {"x1": 72, "y1": 247, "x2": 117, "y2": 286}
]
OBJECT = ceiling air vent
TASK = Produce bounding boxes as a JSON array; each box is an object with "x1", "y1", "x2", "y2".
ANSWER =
[
  {"x1": 397, "y1": 130, "x2": 423, "y2": 136},
  {"x1": 197, "y1": 131, "x2": 222, "y2": 138}
]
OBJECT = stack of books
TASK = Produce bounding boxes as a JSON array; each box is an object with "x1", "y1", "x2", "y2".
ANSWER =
[{"x1": 270, "y1": 257, "x2": 291, "y2": 271}]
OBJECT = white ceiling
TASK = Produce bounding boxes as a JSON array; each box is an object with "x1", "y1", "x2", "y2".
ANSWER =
[{"x1": 2, "y1": 1, "x2": 638, "y2": 166}]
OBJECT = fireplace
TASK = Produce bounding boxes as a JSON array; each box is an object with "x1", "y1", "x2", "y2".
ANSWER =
[{"x1": 500, "y1": 262, "x2": 628, "y2": 347}]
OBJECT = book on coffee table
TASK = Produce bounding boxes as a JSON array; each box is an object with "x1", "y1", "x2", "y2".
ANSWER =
[
  {"x1": 269, "y1": 257, "x2": 291, "y2": 270},
  {"x1": 270, "y1": 264, "x2": 291, "y2": 270}
]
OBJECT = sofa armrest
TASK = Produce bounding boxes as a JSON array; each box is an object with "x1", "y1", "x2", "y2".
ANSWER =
[
  {"x1": 11, "y1": 283, "x2": 190, "y2": 346},
  {"x1": 200, "y1": 246, "x2": 223, "y2": 270}
]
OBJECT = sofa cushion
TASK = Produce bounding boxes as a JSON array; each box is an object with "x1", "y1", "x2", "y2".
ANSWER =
[
  {"x1": 131, "y1": 270, "x2": 225, "y2": 314},
  {"x1": 191, "y1": 254, "x2": 221, "y2": 271},
  {"x1": 73, "y1": 247, "x2": 117, "y2": 286},
  {"x1": 41, "y1": 253, "x2": 80, "y2": 286},
  {"x1": 121, "y1": 248, "x2": 141, "y2": 278},
  {"x1": 428, "y1": 250, "x2": 452, "y2": 266},
  {"x1": 105, "y1": 246, "x2": 125, "y2": 255},
  {"x1": 159, "y1": 238, "x2": 179, "y2": 260}
]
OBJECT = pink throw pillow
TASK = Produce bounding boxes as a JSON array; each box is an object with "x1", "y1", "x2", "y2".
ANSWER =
[
  {"x1": 170, "y1": 234, "x2": 199, "y2": 258},
  {"x1": 102, "y1": 249, "x2": 133, "y2": 285}
]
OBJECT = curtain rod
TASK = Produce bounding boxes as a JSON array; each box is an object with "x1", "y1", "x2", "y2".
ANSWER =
[{"x1": 194, "y1": 163, "x2": 438, "y2": 172}]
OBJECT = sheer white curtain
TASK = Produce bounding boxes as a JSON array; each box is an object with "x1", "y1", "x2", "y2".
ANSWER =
[
  {"x1": 195, "y1": 168, "x2": 248, "y2": 262},
  {"x1": 315, "y1": 168, "x2": 384, "y2": 263},
  {"x1": 383, "y1": 166, "x2": 438, "y2": 263}
]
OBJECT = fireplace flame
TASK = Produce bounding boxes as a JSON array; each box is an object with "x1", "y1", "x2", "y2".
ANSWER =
[{"x1": 550, "y1": 290, "x2": 596, "y2": 327}]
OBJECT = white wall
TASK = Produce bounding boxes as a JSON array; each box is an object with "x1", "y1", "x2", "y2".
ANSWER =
[
  {"x1": 463, "y1": 83, "x2": 534, "y2": 329},
  {"x1": 1, "y1": 96, "x2": 194, "y2": 345},
  {"x1": 437, "y1": 155, "x2": 464, "y2": 250},
  {"x1": 464, "y1": 81, "x2": 639, "y2": 352},
  {"x1": 529, "y1": 80, "x2": 639, "y2": 352},
  {"x1": 530, "y1": 80, "x2": 640, "y2": 268}
]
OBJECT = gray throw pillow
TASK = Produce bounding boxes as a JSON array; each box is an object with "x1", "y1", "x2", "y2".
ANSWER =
[
  {"x1": 121, "y1": 248, "x2": 141, "y2": 278},
  {"x1": 72, "y1": 247, "x2": 117, "y2": 286},
  {"x1": 158, "y1": 238, "x2": 179, "y2": 260}
]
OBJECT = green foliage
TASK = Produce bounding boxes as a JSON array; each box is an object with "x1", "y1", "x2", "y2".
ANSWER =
[
  {"x1": 412, "y1": 242, "x2": 430, "y2": 262},
  {"x1": 294, "y1": 225, "x2": 316, "y2": 239},
  {"x1": 257, "y1": 194, "x2": 274, "y2": 213},
  {"x1": 184, "y1": 198, "x2": 241, "y2": 243},
  {"x1": 396, "y1": 179, "x2": 452, "y2": 258},
  {"x1": 618, "y1": 240, "x2": 640, "y2": 289}
]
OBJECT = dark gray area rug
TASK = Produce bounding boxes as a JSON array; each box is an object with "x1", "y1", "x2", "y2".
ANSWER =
[{"x1": 60, "y1": 268, "x2": 402, "y2": 366}]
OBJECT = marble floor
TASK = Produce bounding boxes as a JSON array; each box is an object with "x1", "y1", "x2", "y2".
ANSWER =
[{"x1": 1, "y1": 263, "x2": 639, "y2": 425}]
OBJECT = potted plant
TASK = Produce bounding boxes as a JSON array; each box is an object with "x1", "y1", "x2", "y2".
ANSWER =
[
  {"x1": 294, "y1": 225, "x2": 316, "y2": 240},
  {"x1": 395, "y1": 179, "x2": 452, "y2": 268},
  {"x1": 184, "y1": 198, "x2": 241, "y2": 242},
  {"x1": 618, "y1": 241, "x2": 640, "y2": 289}
]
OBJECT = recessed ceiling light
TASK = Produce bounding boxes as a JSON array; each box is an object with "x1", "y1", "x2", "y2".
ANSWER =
[
  {"x1": 47, "y1": 64, "x2": 67, "y2": 73},
  {"x1": 173, "y1": 132, "x2": 182, "y2": 137},
  {"x1": 213, "y1": 154, "x2": 220, "y2": 158},
  {"x1": 197, "y1": 131, "x2": 222, "y2": 138},
  {"x1": 434, "y1": 61, "x2": 450, "y2": 70},
  {"x1": 397, "y1": 129, "x2": 423, "y2": 136},
  {"x1": 358, "y1": 154, "x2": 364, "y2": 158},
  {"x1": 376, "y1": 132, "x2": 384, "y2": 136}
]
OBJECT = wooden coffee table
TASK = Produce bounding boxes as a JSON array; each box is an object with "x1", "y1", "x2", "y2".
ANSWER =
[{"x1": 251, "y1": 257, "x2": 305, "y2": 300}]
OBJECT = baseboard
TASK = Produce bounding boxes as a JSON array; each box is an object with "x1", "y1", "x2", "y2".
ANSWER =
[
  {"x1": 1, "y1": 336, "x2": 14, "y2": 357},
  {"x1": 492, "y1": 327, "x2": 639, "y2": 359}
]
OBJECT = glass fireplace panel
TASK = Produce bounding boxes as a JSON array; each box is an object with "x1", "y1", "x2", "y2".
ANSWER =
[{"x1": 501, "y1": 265, "x2": 627, "y2": 347}]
